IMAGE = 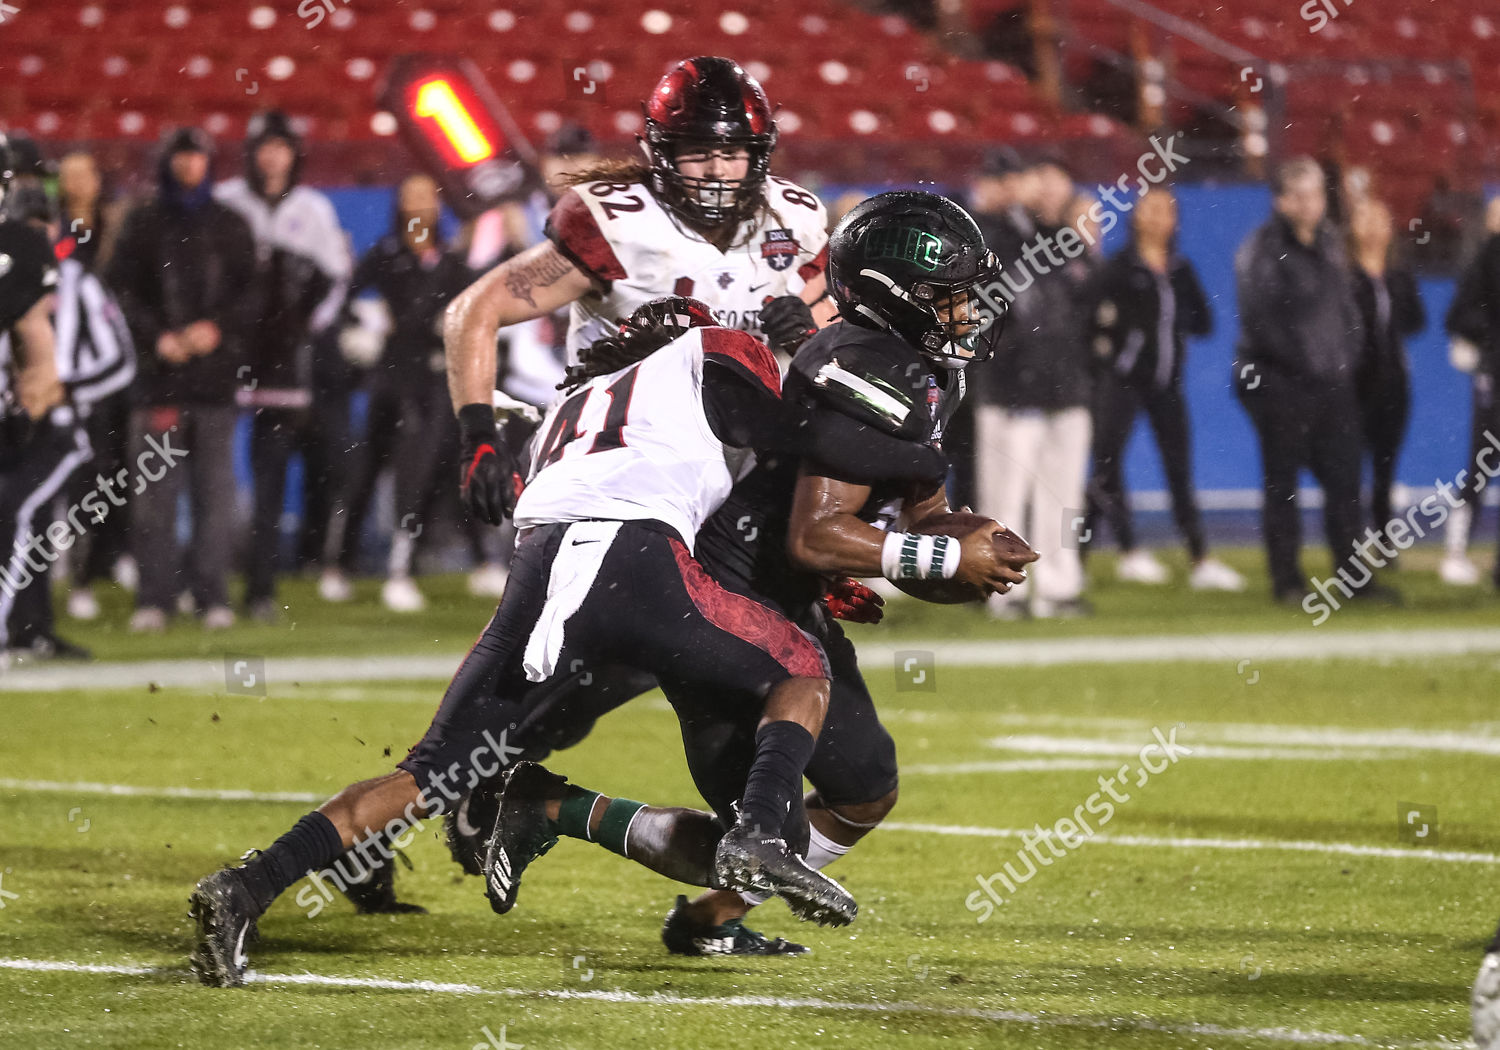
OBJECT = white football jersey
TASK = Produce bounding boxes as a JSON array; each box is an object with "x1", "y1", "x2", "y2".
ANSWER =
[
  {"x1": 546, "y1": 176, "x2": 829, "y2": 362},
  {"x1": 513, "y1": 325, "x2": 781, "y2": 551}
]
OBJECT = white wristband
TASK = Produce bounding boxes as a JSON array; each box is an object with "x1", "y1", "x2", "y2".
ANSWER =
[{"x1": 881, "y1": 532, "x2": 960, "y2": 581}]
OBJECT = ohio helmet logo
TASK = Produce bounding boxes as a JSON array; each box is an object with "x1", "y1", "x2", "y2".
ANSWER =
[
  {"x1": 865, "y1": 227, "x2": 942, "y2": 271},
  {"x1": 761, "y1": 228, "x2": 799, "y2": 271}
]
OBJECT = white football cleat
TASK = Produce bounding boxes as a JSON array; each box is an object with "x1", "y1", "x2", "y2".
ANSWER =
[
  {"x1": 1439, "y1": 554, "x2": 1482, "y2": 587},
  {"x1": 1189, "y1": 557, "x2": 1246, "y2": 592},
  {"x1": 382, "y1": 576, "x2": 426, "y2": 613},
  {"x1": 1474, "y1": 950, "x2": 1500, "y2": 1049},
  {"x1": 67, "y1": 587, "x2": 101, "y2": 621},
  {"x1": 467, "y1": 563, "x2": 509, "y2": 598},
  {"x1": 318, "y1": 568, "x2": 354, "y2": 603},
  {"x1": 1116, "y1": 549, "x2": 1169, "y2": 585}
]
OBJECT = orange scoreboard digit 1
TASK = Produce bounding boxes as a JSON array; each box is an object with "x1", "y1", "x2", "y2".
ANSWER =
[{"x1": 378, "y1": 55, "x2": 539, "y2": 218}]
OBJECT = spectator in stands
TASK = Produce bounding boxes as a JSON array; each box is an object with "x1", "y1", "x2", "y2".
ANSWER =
[
  {"x1": 1083, "y1": 187, "x2": 1244, "y2": 591},
  {"x1": 318, "y1": 174, "x2": 474, "y2": 612},
  {"x1": 1439, "y1": 196, "x2": 1500, "y2": 589},
  {"x1": 1233, "y1": 156, "x2": 1391, "y2": 605},
  {"x1": 107, "y1": 127, "x2": 256, "y2": 632},
  {"x1": 57, "y1": 149, "x2": 137, "y2": 620},
  {"x1": 1347, "y1": 196, "x2": 1424, "y2": 531},
  {"x1": 974, "y1": 156, "x2": 1098, "y2": 618},
  {"x1": 216, "y1": 111, "x2": 351, "y2": 621}
]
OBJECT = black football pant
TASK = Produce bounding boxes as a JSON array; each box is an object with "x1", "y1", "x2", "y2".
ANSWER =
[
  {"x1": 0, "y1": 415, "x2": 92, "y2": 649},
  {"x1": 1085, "y1": 376, "x2": 1205, "y2": 560},
  {"x1": 69, "y1": 392, "x2": 131, "y2": 586},
  {"x1": 397, "y1": 520, "x2": 826, "y2": 837},
  {"x1": 1239, "y1": 371, "x2": 1365, "y2": 597}
]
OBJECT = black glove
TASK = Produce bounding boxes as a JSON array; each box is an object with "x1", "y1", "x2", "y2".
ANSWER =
[
  {"x1": 758, "y1": 295, "x2": 818, "y2": 354},
  {"x1": 458, "y1": 403, "x2": 518, "y2": 525}
]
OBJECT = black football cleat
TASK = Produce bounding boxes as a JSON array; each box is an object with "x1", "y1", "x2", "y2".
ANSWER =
[
  {"x1": 337, "y1": 848, "x2": 428, "y2": 915},
  {"x1": 661, "y1": 894, "x2": 810, "y2": 956},
  {"x1": 188, "y1": 868, "x2": 261, "y2": 988},
  {"x1": 712, "y1": 822, "x2": 857, "y2": 928},
  {"x1": 444, "y1": 787, "x2": 501, "y2": 878},
  {"x1": 481, "y1": 762, "x2": 563, "y2": 915}
]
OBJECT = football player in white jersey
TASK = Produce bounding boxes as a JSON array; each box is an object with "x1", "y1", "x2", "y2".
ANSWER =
[
  {"x1": 187, "y1": 299, "x2": 858, "y2": 988},
  {"x1": 446, "y1": 56, "x2": 833, "y2": 524}
]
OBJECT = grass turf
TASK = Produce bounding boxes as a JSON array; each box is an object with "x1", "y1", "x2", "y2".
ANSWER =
[{"x1": 1, "y1": 546, "x2": 1496, "y2": 1047}]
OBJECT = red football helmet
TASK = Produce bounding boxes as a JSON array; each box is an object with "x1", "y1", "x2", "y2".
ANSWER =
[{"x1": 642, "y1": 56, "x2": 778, "y2": 228}]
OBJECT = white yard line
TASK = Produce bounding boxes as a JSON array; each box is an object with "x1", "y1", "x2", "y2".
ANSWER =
[
  {"x1": 882, "y1": 821, "x2": 1500, "y2": 865},
  {"x1": 1, "y1": 776, "x2": 1490, "y2": 866},
  {"x1": 0, "y1": 957, "x2": 1461, "y2": 1048},
  {"x1": 4, "y1": 627, "x2": 1499, "y2": 693}
]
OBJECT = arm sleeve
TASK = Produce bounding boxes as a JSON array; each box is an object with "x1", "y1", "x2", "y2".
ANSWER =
[
  {"x1": 700, "y1": 328, "x2": 786, "y2": 449},
  {"x1": 543, "y1": 189, "x2": 627, "y2": 286},
  {"x1": 1235, "y1": 237, "x2": 1303, "y2": 372},
  {"x1": 307, "y1": 195, "x2": 352, "y2": 333},
  {"x1": 799, "y1": 407, "x2": 948, "y2": 485},
  {"x1": 104, "y1": 205, "x2": 165, "y2": 355},
  {"x1": 1179, "y1": 261, "x2": 1213, "y2": 337},
  {"x1": 0, "y1": 222, "x2": 57, "y2": 332}
]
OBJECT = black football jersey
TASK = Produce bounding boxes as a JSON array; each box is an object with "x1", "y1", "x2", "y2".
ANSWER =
[{"x1": 0, "y1": 217, "x2": 59, "y2": 334}]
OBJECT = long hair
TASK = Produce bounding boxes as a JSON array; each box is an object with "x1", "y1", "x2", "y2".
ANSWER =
[{"x1": 561, "y1": 159, "x2": 653, "y2": 188}]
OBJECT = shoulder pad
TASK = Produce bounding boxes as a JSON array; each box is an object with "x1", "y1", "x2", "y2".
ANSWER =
[
  {"x1": 544, "y1": 188, "x2": 627, "y2": 283},
  {"x1": 791, "y1": 326, "x2": 930, "y2": 435}
]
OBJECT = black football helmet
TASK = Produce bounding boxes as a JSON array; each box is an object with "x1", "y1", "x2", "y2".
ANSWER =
[
  {"x1": 828, "y1": 191, "x2": 1006, "y2": 370},
  {"x1": 642, "y1": 56, "x2": 778, "y2": 229},
  {"x1": 566, "y1": 295, "x2": 718, "y2": 387}
]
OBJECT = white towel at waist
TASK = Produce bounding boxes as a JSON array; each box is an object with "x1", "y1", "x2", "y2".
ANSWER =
[{"x1": 522, "y1": 520, "x2": 623, "y2": 682}]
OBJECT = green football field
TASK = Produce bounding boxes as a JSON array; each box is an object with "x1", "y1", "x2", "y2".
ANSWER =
[{"x1": 2, "y1": 547, "x2": 1498, "y2": 1048}]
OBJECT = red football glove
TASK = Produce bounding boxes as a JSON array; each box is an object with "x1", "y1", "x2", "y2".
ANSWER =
[{"x1": 823, "y1": 578, "x2": 885, "y2": 624}]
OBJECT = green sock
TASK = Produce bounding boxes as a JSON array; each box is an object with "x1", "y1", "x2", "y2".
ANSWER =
[
  {"x1": 553, "y1": 786, "x2": 602, "y2": 840},
  {"x1": 595, "y1": 798, "x2": 647, "y2": 858}
]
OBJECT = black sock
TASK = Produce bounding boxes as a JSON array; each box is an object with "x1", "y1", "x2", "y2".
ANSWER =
[
  {"x1": 239, "y1": 811, "x2": 345, "y2": 913},
  {"x1": 738, "y1": 721, "x2": 815, "y2": 838}
]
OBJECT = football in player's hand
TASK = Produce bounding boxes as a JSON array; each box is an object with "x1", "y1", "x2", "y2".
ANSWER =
[{"x1": 893, "y1": 512, "x2": 1039, "y2": 604}]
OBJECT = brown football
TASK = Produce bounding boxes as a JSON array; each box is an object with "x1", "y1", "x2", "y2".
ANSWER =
[{"x1": 893, "y1": 512, "x2": 1039, "y2": 604}]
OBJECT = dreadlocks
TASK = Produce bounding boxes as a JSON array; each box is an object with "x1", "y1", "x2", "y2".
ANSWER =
[{"x1": 559, "y1": 295, "x2": 719, "y2": 391}]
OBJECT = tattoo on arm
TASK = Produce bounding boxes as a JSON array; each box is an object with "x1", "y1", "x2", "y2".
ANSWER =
[{"x1": 503, "y1": 249, "x2": 576, "y2": 309}]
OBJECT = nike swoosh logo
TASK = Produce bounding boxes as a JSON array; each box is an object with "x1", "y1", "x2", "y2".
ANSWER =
[
  {"x1": 749, "y1": 283, "x2": 769, "y2": 293},
  {"x1": 570, "y1": 538, "x2": 599, "y2": 546}
]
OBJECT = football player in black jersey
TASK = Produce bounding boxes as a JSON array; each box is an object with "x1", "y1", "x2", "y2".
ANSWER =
[
  {"x1": 463, "y1": 192, "x2": 1034, "y2": 954},
  {"x1": 0, "y1": 132, "x2": 93, "y2": 660}
]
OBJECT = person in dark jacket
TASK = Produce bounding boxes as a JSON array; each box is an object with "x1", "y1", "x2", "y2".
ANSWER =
[
  {"x1": 1347, "y1": 196, "x2": 1424, "y2": 531},
  {"x1": 1233, "y1": 156, "x2": 1392, "y2": 606},
  {"x1": 1084, "y1": 188, "x2": 1244, "y2": 591},
  {"x1": 216, "y1": 111, "x2": 351, "y2": 620},
  {"x1": 106, "y1": 127, "x2": 256, "y2": 631},
  {"x1": 317, "y1": 174, "x2": 473, "y2": 612},
  {"x1": 1441, "y1": 207, "x2": 1500, "y2": 588}
]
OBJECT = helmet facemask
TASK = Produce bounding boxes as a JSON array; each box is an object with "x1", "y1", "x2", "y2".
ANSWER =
[
  {"x1": 645, "y1": 131, "x2": 776, "y2": 229},
  {"x1": 848, "y1": 249, "x2": 1007, "y2": 370}
]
